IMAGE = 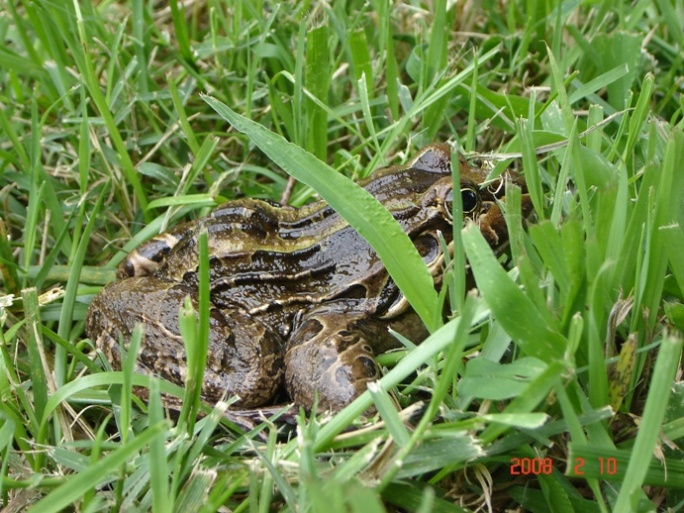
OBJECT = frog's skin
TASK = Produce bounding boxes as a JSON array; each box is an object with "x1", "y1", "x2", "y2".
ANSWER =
[{"x1": 85, "y1": 144, "x2": 524, "y2": 411}]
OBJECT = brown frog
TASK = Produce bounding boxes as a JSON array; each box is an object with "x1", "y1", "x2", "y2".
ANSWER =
[{"x1": 85, "y1": 144, "x2": 523, "y2": 411}]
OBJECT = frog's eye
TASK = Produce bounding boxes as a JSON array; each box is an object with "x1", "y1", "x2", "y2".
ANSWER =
[{"x1": 460, "y1": 187, "x2": 479, "y2": 213}]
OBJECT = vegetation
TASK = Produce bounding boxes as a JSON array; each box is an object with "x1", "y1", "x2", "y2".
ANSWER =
[{"x1": 1, "y1": 0, "x2": 683, "y2": 511}]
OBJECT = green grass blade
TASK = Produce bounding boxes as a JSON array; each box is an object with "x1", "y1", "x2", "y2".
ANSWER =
[
  {"x1": 120, "y1": 324, "x2": 144, "y2": 445},
  {"x1": 305, "y1": 25, "x2": 330, "y2": 159},
  {"x1": 462, "y1": 223, "x2": 566, "y2": 361},
  {"x1": 148, "y1": 379, "x2": 172, "y2": 513},
  {"x1": 569, "y1": 64, "x2": 629, "y2": 105},
  {"x1": 168, "y1": 0, "x2": 193, "y2": 65},
  {"x1": 20, "y1": 288, "x2": 47, "y2": 430},
  {"x1": 31, "y1": 420, "x2": 170, "y2": 513},
  {"x1": 367, "y1": 382, "x2": 410, "y2": 447},
  {"x1": 55, "y1": 182, "x2": 108, "y2": 384},
  {"x1": 613, "y1": 333, "x2": 683, "y2": 511},
  {"x1": 349, "y1": 28, "x2": 373, "y2": 99}
]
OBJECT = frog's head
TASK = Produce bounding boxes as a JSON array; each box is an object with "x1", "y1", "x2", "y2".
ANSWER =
[{"x1": 415, "y1": 144, "x2": 531, "y2": 250}]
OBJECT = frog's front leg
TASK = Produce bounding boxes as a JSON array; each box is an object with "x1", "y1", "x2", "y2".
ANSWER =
[
  {"x1": 284, "y1": 301, "x2": 402, "y2": 411},
  {"x1": 86, "y1": 276, "x2": 284, "y2": 408}
]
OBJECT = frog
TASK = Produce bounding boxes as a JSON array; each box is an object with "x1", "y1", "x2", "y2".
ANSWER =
[{"x1": 85, "y1": 144, "x2": 524, "y2": 412}]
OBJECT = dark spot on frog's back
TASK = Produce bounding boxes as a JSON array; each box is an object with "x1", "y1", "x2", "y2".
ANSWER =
[
  {"x1": 353, "y1": 355, "x2": 378, "y2": 379},
  {"x1": 334, "y1": 329, "x2": 361, "y2": 352}
]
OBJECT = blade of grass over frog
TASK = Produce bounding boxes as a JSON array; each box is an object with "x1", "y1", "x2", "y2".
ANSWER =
[
  {"x1": 178, "y1": 228, "x2": 210, "y2": 435},
  {"x1": 120, "y1": 325, "x2": 143, "y2": 445},
  {"x1": 614, "y1": 333, "x2": 683, "y2": 511},
  {"x1": 447, "y1": 149, "x2": 467, "y2": 312},
  {"x1": 178, "y1": 304, "x2": 199, "y2": 434},
  {"x1": 148, "y1": 378, "x2": 171, "y2": 513},
  {"x1": 31, "y1": 420, "x2": 170, "y2": 513},
  {"x1": 462, "y1": 224, "x2": 566, "y2": 360},
  {"x1": 203, "y1": 96, "x2": 440, "y2": 330},
  {"x1": 519, "y1": 116, "x2": 546, "y2": 220}
]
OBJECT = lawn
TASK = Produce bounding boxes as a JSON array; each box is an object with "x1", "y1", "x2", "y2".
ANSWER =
[{"x1": 0, "y1": 0, "x2": 683, "y2": 511}]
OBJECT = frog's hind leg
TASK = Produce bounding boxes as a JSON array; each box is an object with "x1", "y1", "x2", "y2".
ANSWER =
[
  {"x1": 284, "y1": 301, "x2": 401, "y2": 412},
  {"x1": 86, "y1": 276, "x2": 284, "y2": 408}
]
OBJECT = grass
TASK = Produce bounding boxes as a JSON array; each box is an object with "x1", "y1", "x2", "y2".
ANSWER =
[{"x1": 1, "y1": 0, "x2": 683, "y2": 511}]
